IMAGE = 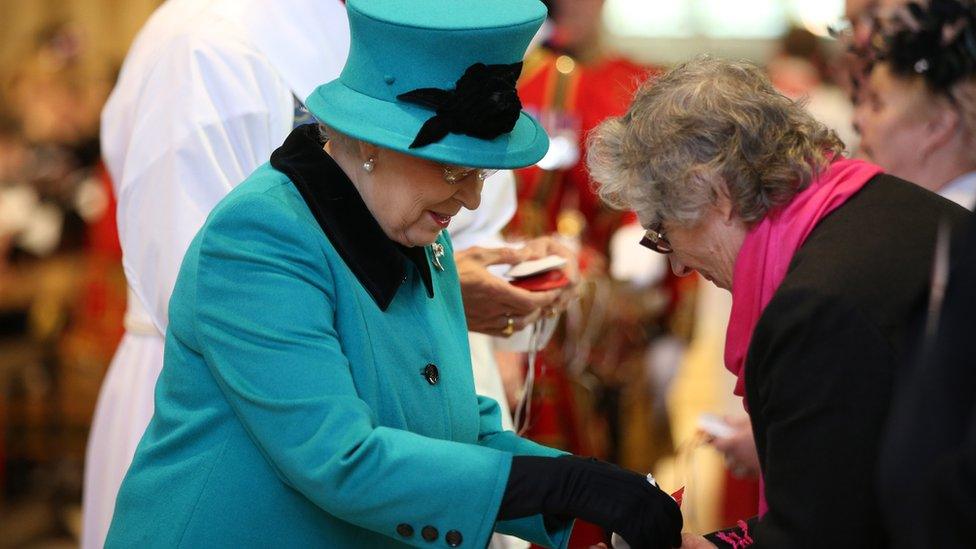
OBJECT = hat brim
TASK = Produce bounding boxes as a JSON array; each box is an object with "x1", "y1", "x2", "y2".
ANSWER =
[{"x1": 306, "y1": 80, "x2": 549, "y2": 169}]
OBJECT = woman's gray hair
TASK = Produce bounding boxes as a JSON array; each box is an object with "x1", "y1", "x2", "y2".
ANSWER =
[{"x1": 588, "y1": 56, "x2": 844, "y2": 228}]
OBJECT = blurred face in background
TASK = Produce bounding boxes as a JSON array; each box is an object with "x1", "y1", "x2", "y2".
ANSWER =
[
  {"x1": 845, "y1": 0, "x2": 879, "y2": 47},
  {"x1": 854, "y1": 64, "x2": 943, "y2": 187},
  {"x1": 550, "y1": 0, "x2": 605, "y2": 51}
]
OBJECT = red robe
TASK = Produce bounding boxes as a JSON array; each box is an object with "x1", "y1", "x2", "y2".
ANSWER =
[{"x1": 509, "y1": 48, "x2": 654, "y2": 252}]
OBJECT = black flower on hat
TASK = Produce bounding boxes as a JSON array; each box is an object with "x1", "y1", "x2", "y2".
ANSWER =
[
  {"x1": 397, "y1": 62, "x2": 524, "y2": 149},
  {"x1": 878, "y1": 0, "x2": 976, "y2": 92}
]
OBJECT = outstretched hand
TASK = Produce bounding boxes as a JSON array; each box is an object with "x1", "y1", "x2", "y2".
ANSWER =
[{"x1": 706, "y1": 416, "x2": 760, "y2": 479}]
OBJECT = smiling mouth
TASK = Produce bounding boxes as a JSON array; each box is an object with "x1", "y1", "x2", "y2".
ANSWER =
[{"x1": 429, "y1": 211, "x2": 452, "y2": 228}]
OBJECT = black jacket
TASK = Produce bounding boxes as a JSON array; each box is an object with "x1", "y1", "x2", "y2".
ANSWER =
[{"x1": 708, "y1": 175, "x2": 971, "y2": 548}]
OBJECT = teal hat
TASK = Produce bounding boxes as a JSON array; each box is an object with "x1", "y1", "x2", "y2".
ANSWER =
[{"x1": 306, "y1": 0, "x2": 550, "y2": 169}]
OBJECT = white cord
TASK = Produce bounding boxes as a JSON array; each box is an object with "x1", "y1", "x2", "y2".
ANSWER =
[{"x1": 514, "y1": 318, "x2": 545, "y2": 435}]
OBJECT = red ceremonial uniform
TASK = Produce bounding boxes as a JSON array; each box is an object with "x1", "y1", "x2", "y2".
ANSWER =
[{"x1": 508, "y1": 47, "x2": 652, "y2": 252}]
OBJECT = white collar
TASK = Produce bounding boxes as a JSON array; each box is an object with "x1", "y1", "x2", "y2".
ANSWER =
[
  {"x1": 220, "y1": 0, "x2": 350, "y2": 103},
  {"x1": 939, "y1": 171, "x2": 976, "y2": 211}
]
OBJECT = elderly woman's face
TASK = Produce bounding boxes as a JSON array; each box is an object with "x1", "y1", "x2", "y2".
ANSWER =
[
  {"x1": 354, "y1": 147, "x2": 485, "y2": 247},
  {"x1": 854, "y1": 64, "x2": 938, "y2": 185},
  {"x1": 655, "y1": 199, "x2": 747, "y2": 291}
]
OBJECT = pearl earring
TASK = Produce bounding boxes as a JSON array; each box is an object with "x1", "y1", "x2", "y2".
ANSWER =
[{"x1": 362, "y1": 157, "x2": 375, "y2": 173}]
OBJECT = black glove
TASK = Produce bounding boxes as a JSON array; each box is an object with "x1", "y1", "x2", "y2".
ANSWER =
[{"x1": 498, "y1": 455, "x2": 682, "y2": 549}]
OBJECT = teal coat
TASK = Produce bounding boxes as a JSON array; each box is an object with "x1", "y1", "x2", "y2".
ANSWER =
[{"x1": 106, "y1": 126, "x2": 572, "y2": 548}]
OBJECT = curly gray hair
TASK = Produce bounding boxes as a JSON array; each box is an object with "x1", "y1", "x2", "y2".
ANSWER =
[{"x1": 588, "y1": 56, "x2": 844, "y2": 228}]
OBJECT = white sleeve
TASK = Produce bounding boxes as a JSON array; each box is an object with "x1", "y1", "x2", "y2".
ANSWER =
[{"x1": 105, "y1": 36, "x2": 292, "y2": 333}]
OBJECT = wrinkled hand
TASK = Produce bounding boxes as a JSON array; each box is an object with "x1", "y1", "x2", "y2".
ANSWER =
[
  {"x1": 706, "y1": 416, "x2": 760, "y2": 479},
  {"x1": 679, "y1": 533, "x2": 717, "y2": 549},
  {"x1": 455, "y1": 236, "x2": 579, "y2": 337}
]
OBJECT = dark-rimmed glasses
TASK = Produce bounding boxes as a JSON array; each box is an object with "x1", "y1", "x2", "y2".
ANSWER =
[{"x1": 639, "y1": 225, "x2": 673, "y2": 254}]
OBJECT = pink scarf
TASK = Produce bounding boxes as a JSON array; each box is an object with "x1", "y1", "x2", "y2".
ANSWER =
[{"x1": 723, "y1": 158, "x2": 882, "y2": 515}]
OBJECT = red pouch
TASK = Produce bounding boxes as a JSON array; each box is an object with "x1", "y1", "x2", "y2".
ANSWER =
[{"x1": 509, "y1": 269, "x2": 571, "y2": 291}]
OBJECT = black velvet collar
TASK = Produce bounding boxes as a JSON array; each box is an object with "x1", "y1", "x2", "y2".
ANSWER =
[{"x1": 270, "y1": 124, "x2": 434, "y2": 311}]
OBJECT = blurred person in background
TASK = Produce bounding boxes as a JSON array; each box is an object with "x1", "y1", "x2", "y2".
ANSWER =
[
  {"x1": 511, "y1": 0, "x2": 659, "y2": 254},
  {"x1": 838, "y1": 0, "x2": 880, "y2": 104},
  {"x1": 0, "y1": 21, "x2": 123, "y2": 543},
  {"x1": 837, "y1": 0, "x2": 907, "y2": 103},
  {"x1": 768, "y1": 26, "x2": 859, "y2": 150},
  {"x1": 6, "y1": 22, "x2": 109, "y2": 161},
  {"x1": 589, "y1": 56, "x2": 969, "y2": 547},
  {"x1": 853, "y1": 0, "x2": 976, "y2": 210},
  {"x1": 86, "y1": 2, "x2": 576, "y2": 549},
  {"x1": 846, "y1": 0, "x2": 881, "y2": 44},
  {"x1": 2, "y1": 22, "x2": 113, "y2": 261}
]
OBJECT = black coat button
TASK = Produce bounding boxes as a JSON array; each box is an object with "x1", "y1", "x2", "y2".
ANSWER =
[
  {"x1": 446, "y1": 529, "x2": 463, "y2": 546},
  {"x1": 396, "y1": 523, "x2": 414, "y2": 538},
  {"x1": 421, "y1": 525, "x2": 439, "y2": 542},
  {"x1": 422, "y1": 363, "x2": 440, "y2": 385}
]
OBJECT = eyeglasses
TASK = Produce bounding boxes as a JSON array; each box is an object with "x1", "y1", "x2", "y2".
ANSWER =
[
  {"x1": 442, "y1": 165, "x2": 498, "y2": 184},
  {"x1": 639, "y1": 224, "x2": 673, "y2": 254}
]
